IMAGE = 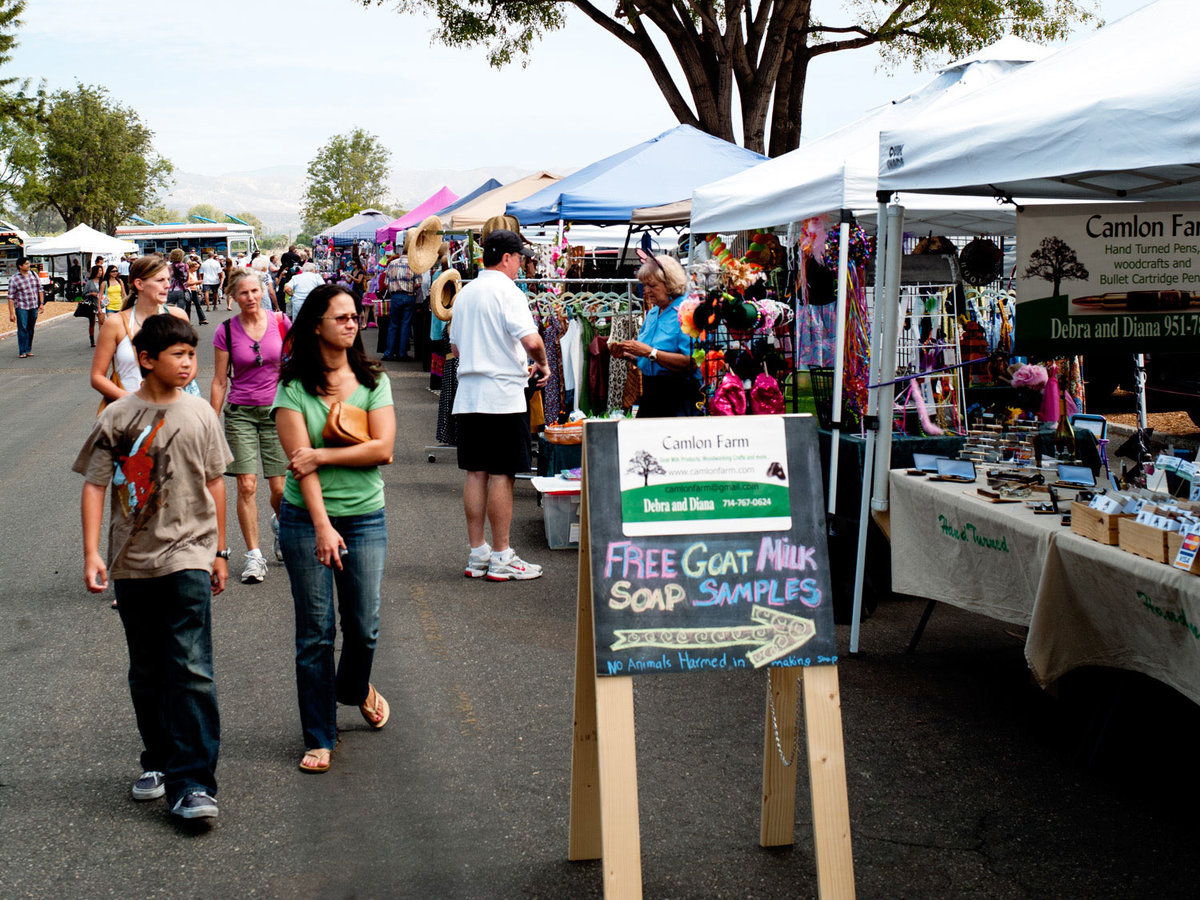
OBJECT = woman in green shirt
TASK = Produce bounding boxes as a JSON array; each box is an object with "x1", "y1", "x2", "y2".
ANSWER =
[{"x1": 272, "y1": 284, "x2": 396, "y2": 774}]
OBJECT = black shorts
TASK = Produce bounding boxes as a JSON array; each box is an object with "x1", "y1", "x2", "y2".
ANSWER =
[{"x1": 456, "y1": 412, "x2": 531, "y2": 475}]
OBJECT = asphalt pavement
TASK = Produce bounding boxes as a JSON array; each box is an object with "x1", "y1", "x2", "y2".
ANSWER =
[{"x1": 2, "y1": 311, "x2": 1200, "y2": 898}]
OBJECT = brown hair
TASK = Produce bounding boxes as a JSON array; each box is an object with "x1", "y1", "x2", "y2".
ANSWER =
[
  {"x1": 168, "y1": 248, "x2": 185, "y2": 263},
  {"x1": 122, "y1": 255, "x2": 168, "y2": 309}
]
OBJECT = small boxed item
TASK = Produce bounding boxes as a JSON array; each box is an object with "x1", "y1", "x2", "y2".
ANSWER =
[
  {"x1": 1070, "y1": 501, "x2": 1127, "y2": 545},
  {"x1": 1169, "y1": 530, "x2": 1200, "y2": 574},
  {"x1": 531, "y1": 476, "x2": 582, "y2": 550},
  {"x1": 1118, "y1": 518, "x2": 1170, "y2": 562}
]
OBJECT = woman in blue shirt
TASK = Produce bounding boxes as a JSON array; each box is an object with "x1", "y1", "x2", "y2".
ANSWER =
[{"x1": 610, "y1": 254, "x2": 699, "y2": 417}]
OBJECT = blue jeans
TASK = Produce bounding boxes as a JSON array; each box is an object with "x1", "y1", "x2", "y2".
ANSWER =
[
  {"x1": 15, "y1": 306, "x2": 37, "y2": 355},
  {"x1": 114, "y1": 570, "x2": 220, "y2": 805},
  {"x1": 279, "y1": 501, "x2": 387, "y2": 751},
  {"x1": 384, "y1": 293, "x2": 416, "y2": 359}
]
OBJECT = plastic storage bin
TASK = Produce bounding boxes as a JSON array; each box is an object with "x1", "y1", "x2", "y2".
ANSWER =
[{"x1": 542, "y1": 491, "x2": 582, "y2": 549}]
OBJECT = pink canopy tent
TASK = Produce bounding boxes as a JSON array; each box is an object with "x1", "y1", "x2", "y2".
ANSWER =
[{"x1": 374, "y1": 186, "x2": 459, "y2": 244}]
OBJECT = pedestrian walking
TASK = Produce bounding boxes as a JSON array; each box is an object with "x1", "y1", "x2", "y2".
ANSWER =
[
  {"x1": 91, "y1": 256, "x2": 194, "y2": 406},
  {"x1": 168, "y1": 249, "x2": 208, "y2": 325},
  {"x1": 272, "y1": 284, "x2": 395, "y2": 774},
  {"x1": 101, "y1": 265, "x2": 126, "y2": 315},
  {"x1": 199, "y1": 252, "x2": 223, "y2": 312},
  {"x1": 74, "y1": 313, "x2": 232, "y2": 823},
  {"x1": 7, "y1": 256, "x2": 44, "y2": 359},
  {"x1": 251, "y1": 254, "x2": 279, "y2": 311},
  {"x1": 285, "y1": 262, "x2": 324, "y2": 320},
  {"x1": 451, "y1": 230, "x2": 549, "y2": 581},
  {"x1": 381, "y1": 244, "x2": 420, "y2": 361},
  {"x1": 81, "y1": 264, "x2": 104, "y2": 346},
  {"x1": 210, "y1": 269, "x2": 291, "y2": 584}
]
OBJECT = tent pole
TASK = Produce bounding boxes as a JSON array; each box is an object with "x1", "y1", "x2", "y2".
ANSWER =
[
  {"x1": 849, "y1": 197, "x2": 891, "y2": 654},
  {"x1": 827, "y1": 214, "x2": 852, "y2": 517},
  {"x1": 871, "y1": 205, "x2": 905, "y2": 513}
]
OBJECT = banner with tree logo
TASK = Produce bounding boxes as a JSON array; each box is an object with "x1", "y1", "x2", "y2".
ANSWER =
[
  {"x1": 616, "y1": 417, "x2": 792, "y2": 537},
  {"x1": 1015, "y1": 201, "x2": 1200, "y2": 355}
]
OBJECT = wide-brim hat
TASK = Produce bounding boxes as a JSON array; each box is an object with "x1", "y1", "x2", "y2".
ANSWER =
[
  {"x1": 481, "y1": 214, "x2": 521, "y2": 243},
  {"x1": 958, "y1": 237, "x2": 1003, "y2": 287},
  {"x1": 431, "y1": 268, "x2": 462, "y2": 322},
  {"x1": 407, "y1": 215, "x2": 443, "y2": 275}
]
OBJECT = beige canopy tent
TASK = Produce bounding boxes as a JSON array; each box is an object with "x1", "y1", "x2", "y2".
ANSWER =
[
  {"x1": 629, "y1": 199, "x2": 691, "y2": 226},
  {"x1": 447, "y1": 172, "x2": 561, "y2": 230}
]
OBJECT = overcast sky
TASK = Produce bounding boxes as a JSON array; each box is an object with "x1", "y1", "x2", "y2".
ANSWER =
[{"x1": 9, "y1": 0, "x2": 1151, "y2": 177}]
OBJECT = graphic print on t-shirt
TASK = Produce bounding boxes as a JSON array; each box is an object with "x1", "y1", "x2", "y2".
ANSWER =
[{"x1": 111, "y1": 410, "x2": 169, "y2": 551}]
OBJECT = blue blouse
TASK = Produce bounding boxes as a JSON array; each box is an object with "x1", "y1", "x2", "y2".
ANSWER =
[{"x1": 636, "y1": 294, "x2": 695, "y2": 377}]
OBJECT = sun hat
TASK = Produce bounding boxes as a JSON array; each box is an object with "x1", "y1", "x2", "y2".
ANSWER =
[
  {"x1": 481, "y1": 215, "x2": 521, "y2": 243},
  {"x1": 407, "y1": 215, "x2": 444, "y2": 275},
  {"x1": 430, "y1": 268, "x2": 463, "y2": 321}
]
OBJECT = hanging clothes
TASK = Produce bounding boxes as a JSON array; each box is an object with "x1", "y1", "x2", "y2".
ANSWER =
[
  {"x1": 437, "y1": 355, "x2": 459, "y2": 445},
  {"x1": 607, "y1": 315, "x2": 635, "y2": 413},
  {"x1": 540, "y1": 315, "x2": 565, "y2": 425},
  {"x1": 561, "y1": 317, "x2": 585, "y2": 415}
]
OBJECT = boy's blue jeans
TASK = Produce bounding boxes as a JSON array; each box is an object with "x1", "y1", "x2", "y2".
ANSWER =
[
  {"x1": 115, "y1": 570, "x2": 220, "y2": 806},
  {"x1": 279, "y1": 501, "x2": 387, "y2": 752}
]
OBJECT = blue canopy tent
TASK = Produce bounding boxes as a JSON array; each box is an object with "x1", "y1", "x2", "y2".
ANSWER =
[
  {"x1": 435, "y1": 179, "x2": 502, "y2": 219},
  {"x1": 506, "y1": 125, "x2": 766, "y2": 225},
  {"x1": 315, "y1": 209, "x2": 394, "y2": 247}
]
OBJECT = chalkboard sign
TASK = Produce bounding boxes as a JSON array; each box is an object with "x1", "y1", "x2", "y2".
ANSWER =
[{"x1": 585, "y1": 415, "x2": 835, "y2": 677}]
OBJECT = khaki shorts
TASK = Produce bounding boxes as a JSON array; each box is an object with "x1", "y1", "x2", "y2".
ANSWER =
[{"x1": 224, "y1": 403, "x2": 288, "y2": 477}]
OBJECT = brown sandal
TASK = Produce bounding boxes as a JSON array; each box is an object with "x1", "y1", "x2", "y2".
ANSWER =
[
  {"x1": 359, "y1": 684, "x2": 389, "y2": 730},
  {"x1": 298, "y1": 747, "x2": 332, "y2": 773}
]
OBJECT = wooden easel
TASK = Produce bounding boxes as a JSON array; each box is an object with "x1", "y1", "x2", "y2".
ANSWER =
[{"x1": 569, "y1": 465, "x2": 856, "y2": 899}]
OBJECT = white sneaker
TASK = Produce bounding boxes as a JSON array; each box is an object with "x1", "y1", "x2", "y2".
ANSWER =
[
  {"x1": 464, "y1": 543, "x2": 491, "y2": 578},
  {"x1": 486, "y1": 551, "x2": 543, "y2": 582},
  {"x1": 271, "y1": 514, "x2": 283, "y2": 561},
  {"x1": 241, "y1": 552, "x2": 268, "y2": 584}
]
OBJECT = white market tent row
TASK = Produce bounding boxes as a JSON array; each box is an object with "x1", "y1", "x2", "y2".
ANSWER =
[
  {"x1": 690, "y1": 35, "x2": 1052, "y2": 237},
  {"x1": 845, "y1": 0, "x2": 1200, "y2": 652},
  {"x1": 24, "y1": 223, "x2": 138, "y2": 257}
]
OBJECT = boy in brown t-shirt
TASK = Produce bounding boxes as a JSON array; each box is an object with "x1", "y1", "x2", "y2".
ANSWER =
[{"x1": 74, "y1": 315, "x2": 232, "y2": 823}]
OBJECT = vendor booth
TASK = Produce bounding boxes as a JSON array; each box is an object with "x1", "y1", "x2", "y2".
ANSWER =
[
  {"x1": 375, "y1": 187, "x2": 459, "y2": 247},
  {"x1": 24, "y1": 224, "x2": 139, "y2": 300},
  {"x1": 314, "y1": 209, "x2": 393, "y2": 247},
  {"x1": 434, "y1": 179, "x2": 501, "y2": 220},
  {"x1": 867, "y1": 0, "x2": 1200, "y2": 697},
  {"x1": 447, "y1": 172, "x2": 561, "y2": 230}
]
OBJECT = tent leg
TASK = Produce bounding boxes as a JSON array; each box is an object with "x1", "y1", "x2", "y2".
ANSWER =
[
  {"x1": 827, "y1": 217, "x2": 851, "y2": 517},
  {"x1": 870, "y1": 205, "x2": 905, "y2": 513}
]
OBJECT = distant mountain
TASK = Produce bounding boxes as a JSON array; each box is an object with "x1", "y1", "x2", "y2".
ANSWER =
[{"x1": 159, "y1": 164, "x2": 544, "y2": 235}]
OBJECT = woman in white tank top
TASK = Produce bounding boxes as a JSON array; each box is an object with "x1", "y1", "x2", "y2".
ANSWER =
[{"x1": 90, "y1": 255, "x2": 194, "y2": 402}]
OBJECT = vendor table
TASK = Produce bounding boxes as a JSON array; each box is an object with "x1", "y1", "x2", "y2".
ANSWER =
[{"x1": 888, "y1": 470, "x2": 1200, "y2": 707}]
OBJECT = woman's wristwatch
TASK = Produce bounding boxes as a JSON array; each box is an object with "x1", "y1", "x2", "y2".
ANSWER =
[{"x1": 648, "y1": 347, "x2": 659, "y2": 361}]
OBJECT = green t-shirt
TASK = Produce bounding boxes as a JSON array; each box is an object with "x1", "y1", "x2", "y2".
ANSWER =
[{"x1": 272, "y1": 373, "x2": 393, "y2": 517}]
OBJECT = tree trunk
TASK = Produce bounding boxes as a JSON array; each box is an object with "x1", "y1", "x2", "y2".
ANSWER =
[{"x1": 767, "y1": 32, "x2": 810, "y2": 157}]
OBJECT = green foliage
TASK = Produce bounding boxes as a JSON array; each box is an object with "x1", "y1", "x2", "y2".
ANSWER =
[
  {"x1": 300, "y1": 128, "x2": 392, "y2": 232},
  {"x1": 141, "y1": 203, "x2": 183, "y2": 224},
  {"x1": 0, "y1": 0, "x2": 43, "y2": 129},
  {"x1": 15, "y1": 85, "x2": 173, "y2": 234},
  {"x1": 186, "y1": 202, "x2": 224, "y2": 222},
  {"x1": 232, "y1": 210, "x2": 264, "y2": 235}
]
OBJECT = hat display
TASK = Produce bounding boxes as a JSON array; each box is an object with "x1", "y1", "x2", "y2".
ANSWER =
[
  {"x1": 482, "y1": 229, "x2": 535, "y2": 260},
  {"x1": 407, "y1": 215, "x2": 444, "y2": 275},
  {"x1": 958, "y1": 237, "x2": 1003, "y2": 287},
  {"x1": 481, "y1": 214, "x2": 521, "y2": 243},
  {"x1": 430, "y1": 268, "x2": 462, "y2": 322}
]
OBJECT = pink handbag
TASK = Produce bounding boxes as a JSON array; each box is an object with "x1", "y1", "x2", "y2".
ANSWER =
[
  {"x1": 750, "y1": 372, "x2": 785, "y2": 415},
  {"x1": 708, "y1": 372, "x2": 747, "y2": 416}
]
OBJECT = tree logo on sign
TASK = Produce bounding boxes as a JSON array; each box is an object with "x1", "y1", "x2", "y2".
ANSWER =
[{"x1": 627, "y1": 450, "x2": 666, "y2": 487}]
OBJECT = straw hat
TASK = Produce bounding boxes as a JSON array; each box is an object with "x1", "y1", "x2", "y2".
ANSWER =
[
  {"x1": 431, "y1": 268, "x2": 463, "y2": 322},
  {"x1": 406, "y1": 215, "x2": 443, "y2": 275},
  {"x1": 481, "y1": 214, "x2": 520, "y2": 243}
]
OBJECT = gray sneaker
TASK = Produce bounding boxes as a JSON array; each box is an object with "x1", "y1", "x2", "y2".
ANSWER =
[
  {"x1": 486, "y1": 552, "x2": 543, "y2": 582},
  {"x1": 271, "y1": 514, "x2": 283, "y2": 561},
  {"x1": 171, "y1": 791, "x2": 218, "y2": 820},
  {"x1": 132, "y1": 770, "x2": 165, "y2": 801},
  {"x1": 241, "y1": 553, "x2": 268, "y2": 584},
  {"x1": 464, "y1": 544, "x2": 491, "y2": 578}
]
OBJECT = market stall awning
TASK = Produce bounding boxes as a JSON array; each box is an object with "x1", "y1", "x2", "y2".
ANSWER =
[
  {"x1": 630, "y1": 199, "x2": 692, "y2": 226},
  {"x1": 877, "y1": 0, "x2": 1200, "y2": 201},
  {"x1": 315, "y1": 209, "x2": 394, "y2": 247},
  {"x1": 375, "y1": 187, "x2": 459, "y2": 244},
  {"x1": 23, "y1": 223, "x2": 138, "y2": 256},
  {"x1": 691, "y1": 35, "x2": 1051, "y2": 235},
  {"x1": 506, "y1": 125, "x2": 766, "y2": 225},
  {"x1": 434, "y1": 179, "x2": 502, "y2": 219},
  {"x1": 448, "y1": 172, "x2": 562, "y2": 229}
]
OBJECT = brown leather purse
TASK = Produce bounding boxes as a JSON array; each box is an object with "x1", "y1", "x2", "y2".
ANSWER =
[{"x1": 322, "y1": 401, "x2": 370, "y2": 446}]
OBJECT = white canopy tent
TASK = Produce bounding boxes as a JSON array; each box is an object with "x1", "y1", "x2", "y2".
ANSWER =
[
  {"x1": 690, "y1": 35, "x2": 1051, "y2": 236},
  {"x1": 849, "y1": 0, "x2": 1200, "y2": 651},
  {"x1": 24, "y1": 223, "x2": 138, "y2": 257}
]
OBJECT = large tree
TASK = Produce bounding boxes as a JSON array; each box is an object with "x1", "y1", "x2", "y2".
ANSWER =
[
  {"x1": 0, "y1": 0, "x2": 43, "y2": 209},
  {"x1": 15, "y1": 85, "x2": 172, "y2": 234},
  {"x1": 361, "y1": 0, "x2": 1096, "y2": 157},
  {"x1": 300, "y1": 128, "x2": 392, "y2": 231}
]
